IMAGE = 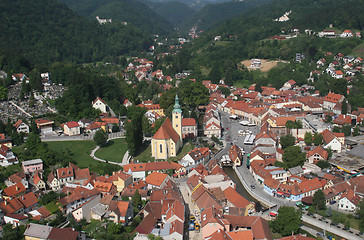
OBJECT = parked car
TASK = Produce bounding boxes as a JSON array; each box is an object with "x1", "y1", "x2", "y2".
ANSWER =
[{"x1": 250, "y1": 184, "x2": 256, "y2": 189}]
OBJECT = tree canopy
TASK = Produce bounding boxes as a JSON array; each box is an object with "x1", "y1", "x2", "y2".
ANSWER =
[
  {"x1": 272, "y1": 206, "x2": 302, "y2": 236},
  {"x1": 280, "y1": 134, "x2": 295, "y2": 149},
  {"x1": 282, "y1": 146, "x2": 306, "y2": 169},
  {"x1": 312, "y1": 189, "x2": 326, "y2": 211}
]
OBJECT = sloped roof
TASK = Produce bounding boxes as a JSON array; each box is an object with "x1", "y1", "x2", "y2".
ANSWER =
[
  {"x1": 145, "y1": 172, "x2": 168, "y2": 187},
  {"x1": 65, "y1": 121, "x2": 79, "y2": 128},
  {"x1": 3, "y1": 182, "x2": 26, "y2": 198},
  {"x1": 324, "y1": 92, "x2": 343, "y2": 103},
  {"x1": 0, "y1": 198, "x2": 23, "y2": 214},
  {"x1": 182, "y1": 118, "x2": 196, "y2": 126},
  {"x1": 306, "y1": 145, "x2": 328, "y2": 160},
  {"x1": 321, "y1": 129, "x2": 336, "y2": 144},
  {"x1": 153, "y1": 117, "x2": 179, "y2": 143},
  {"x1": 18, "y1": 192, "x2": 38, "y2": 208},
  {"x1": 223, "y1": 187, "x2": 251, "y2": 208},
  {"x1": 56, "y1": 166, "x2": 74, "y2": 179}
]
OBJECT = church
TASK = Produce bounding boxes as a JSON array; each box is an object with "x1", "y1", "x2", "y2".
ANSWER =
[{"x1": 151, "y1": 95, "x2": 183, "y2": 159}]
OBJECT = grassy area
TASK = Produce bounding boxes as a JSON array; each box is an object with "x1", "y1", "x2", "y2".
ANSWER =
[
  {"x1": 84, "y1": 219, "x2": 102, "y2": 235},
  {"x1": 46, "y1": 141, "x2": 97, "y2": 168},
  {"x1": 45, "y1": 202, "x2": 60, "y2": 214},
  {"x1": 314, "y1": 208, "x2": 360, "y2": 231},
  {"x1": 94, "y1": 138, "x2": 128, "y2": 163},
  {"x1": 351, "y1": 42, "x2": 364, "y2": 58},
  {"x1": 134, "y1": 142, "x2": 194, "y2": 163}
]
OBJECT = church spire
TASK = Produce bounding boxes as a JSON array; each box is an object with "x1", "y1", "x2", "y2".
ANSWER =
[{"x1": 173, "y1": 94, "x2": 182, "y2": 113}]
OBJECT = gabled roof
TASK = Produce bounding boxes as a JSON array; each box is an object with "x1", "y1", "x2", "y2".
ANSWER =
[
  {"x1": 145, "y1": 172, "x2": 168, "y2": 187},
  {"x1": 8, "y1": 172, "x2": 25, "y2": 184},
  {"x1": 65, "y1": 121, "x2": 79, "y2": 128},
  {"x1": 182, "y1": 118, "x2": 196, "y2": 126},
  {"x1": 0, "y1": 144, "x2": 9, "y2": 157},
  {"x1": 229, "y1": 144, "x2": 242, "y2": 161},
  {"x1": 57, "y1": 166, "x2": 74, "y2": 179},
  {"x1": 321, "y1": 129, "x2": 336, "y2": 144},
  {"x1": 153, "y1": 117, "x2": 179, "y2": 143},
  {"x1": 3, "y1": 182, "x2": 26, "y2": 198},
  {"x1": 223, "y1": 187, "x2": 251, "y2": 208},
  {"x1": 47, "y1": 227, "x2": 79, "y2": 240},
  {"x1": 74, "y1": 168, "x2": 90, "y2": 180},
  {"x1": 92, "y1": 97, "x2": 107, "y2": 105},
  {"x1": 340, "y1": 189, "x2": 360, "y2": 205},
  {"x1": 18, "y1": 192, "x2": 38, "y2": 208},
  {"x1": 13, "y1": 119, "x2": 25, "y2": 129},
  {"x1": 0, "y1": 198, "x2": 23, "y2": 214},
  {"x1": 306, "y1": 145, "x2": 328, "y2": 160},
  {"x1": 324, "y1": 92, "x2": 343, "y2": 103}
]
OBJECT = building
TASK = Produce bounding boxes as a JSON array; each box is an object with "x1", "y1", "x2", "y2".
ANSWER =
[
  {"x1": 63, "y1": 121, "x2": 81, "y2": 136},
  {"x1": 22, "y1": 159, "x2": 43, "y2": 173},
  {"x1": 182, "y1": 118, "x2": 197, "y2": 139},
  {"x1": 24, "y1": 223, "x2": 80, "y2": 240},
  {"x1": 151, "y1": 95, "x2": 182, "y2": 159},
  {"x1": 92, "y1": 97, "x2": 109, "y2": 113},
  {"x1": 35, "y1": 119, "x2": 54, "y2": 134},
  {"x1": 323, "y1": 93, "x2": 344, "y2": 111},
  {"x1": 56, "y1": 167, "x2": 74, "y2": 185},
  {"x1": 13, "y1": 120, "x2": 30, "y2": 134}
]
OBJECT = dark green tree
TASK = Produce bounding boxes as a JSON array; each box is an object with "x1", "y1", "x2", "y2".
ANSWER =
[
  {"x1": 313, "y1": 133, "x2": 323, "y2": 146},
  {"x1": 282, "y1": 146, "x2": 306, "y2": 169},
  {"x1": 132, "y1": 190, "x2": 142, "y2": 210},
  {"x1": 280, "y1": 134, "x2": 295, "y2": 149},
  {"x1": 356, "y1": 199, "x2": 364, "y2": 232},
  {"x1": 342, "y1": 125, "x2": 352, "y2": 136},
  {"x1": 272, "y1": 206, "x2": 302, "y2": 236},
  {"x1": 341, "y1": 99, "x2": 348, "y2": 115},
  {"x1": 312, "y1": 189, "x2": 326, "y2": 211},
  {"x1": 304, "y1": 132, "x2": 313, "y2": 146},
  {"x1": 125, "y1": 106, "x2": 145, "y2": 156},
  {"x1": 93, "y1": 129, "x2": 108, "y2": 147},
  {"x1": 316, "y1": 160, "x2": 330, "y2": 169}
]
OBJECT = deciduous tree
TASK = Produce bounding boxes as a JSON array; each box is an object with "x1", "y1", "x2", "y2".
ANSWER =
[
  {"x1": 272, "y1": 206, "x2": 302, "y2": 236},
  {"x1": 282, "y1": 146, "x2": 306, "y2": 169},
  {"x1": 280, "y1": 134, "x2": 295, "y2": 149},
  {"x1": 313, "y1": 189, "x2": 326, "y2": 211}
]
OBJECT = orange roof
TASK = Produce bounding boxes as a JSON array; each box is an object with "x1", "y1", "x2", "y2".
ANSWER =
[
  {"x1": 324, "y1": 92, "x2": 343, "y2": 103},
  {"x1": 116, "y1": 201, "x2": 130, "y2": 217},
  {"x1": 57, "y1": 167, "x2": 73, "y2": 179},
  {"x1": 93, "y1": 97, "x2": 107, "y2": 105},
  {"x1": 270, "y1": 116, "x2": 297, "y2": 127},
  {"x1": 3, "y1": 182, "x2": 26, "y2": 198},
  {"x1": 227, "y1": 230, "x2": 254, "y2": 240},
  {"x1": 145, "y1": 172, "x2": 168, "y2": 187},
  {"x1": 65, "y1": 121, "x2": 79, "y2": 128},
  {"x1": 223, "y1": 186, "x2": 251, "y2": 208},
  {"x1": 13, "y1": 120, "x2": 24, "y2": 129},
  {"x1": 94, "y1": 181, "x2": 115, "y2": 193},
  {"x1": 101, "y1": 117, "x2": 119, "y2": 124},
  {"x1": 18, "y1": 192, "x2": 38, "y2": 208},
  {"x1": 182, "y1": 118, "x2": 196, "y2": 126},
  {"x1": 0, "y1": 198, "x2": 23, "y2": 215},
  {"x1": 306, "y1": 145, "x2": 328, "y2": 160},
  {"x1": 153, "y1": 117, "x2": 180, "y2": 143},
  {"x1": 33, "y1": 173, "x2": 43, "y2": 185}
]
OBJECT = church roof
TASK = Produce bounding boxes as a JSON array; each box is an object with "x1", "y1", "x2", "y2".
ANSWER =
[{"x1": 153, "y1": 118, "x2": 180, "y2": 143}]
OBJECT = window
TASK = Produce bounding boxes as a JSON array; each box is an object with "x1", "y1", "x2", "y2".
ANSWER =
[
  {"x1": 175, "y1": 115, "x2": 178, "y2": 118},
  {"x1": 160, "y1": 144, "x2": 163, "y2": 153}
]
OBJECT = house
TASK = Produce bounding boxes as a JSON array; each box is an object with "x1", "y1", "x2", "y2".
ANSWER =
[
  {"x1": 24, "y1": 223, "x2": 80, "y2": 240},
  {"x1": 78, "y1": 118, "x2": 93, "y2": 128},
  {"x1": 59, "y1": 186, "x2": 100, "y2": 214},
  {"x1": 123, "y1": 161, "x2": 182, "y2": 181},
  {"x1": 56, "y1": 166, "x2": 74, "y2": 185},
  {"x1": 0, "y1": 198, "x2": 24, "y2": 215},
  {"x1": 283, "y1": 79, "x2": 296, "y2": 89},
  {"x1": 341, "y1": 30, "x2": 353, "y2": 38},
  {"x1": 0, "y1": 144, "x2": 18, "y2": 167},
  {"x1": 47, "y1": 172, "x2": 61, "y2": 191},
  {"x1": 29, "y1": 206, "x2": 51, "y2": 221},
  {"x1": 145, "y1": 172, "x2": 169, "y2": 190},
  {"x1": 4, "y1": 214, "x2": 28, "y2": 227},
  {"x1": 306, "y1": 145, "x2": 328, "y2": 164},
  {"x1": 107, "y1": 201, "x2": 134, "y2": 224},
  {"x1": 179, "y1": 147, "x2": 210, "y2": 169},
  {"x1": 7, "y1": 172, "x2": 28, "y2": 189},
  {"x1": 321, "y1": 129, "x2": 342, "y2": 152},
  {"x1": 323, "y1": 93, "x2": 344, "y2": 110},
  {"x1": 3, "y1": 182, "x2": 26, "y2": 199},
  {"x1": 182, "y1": 118, "x2": 197, "y2": 139},
  {"x1": 229, "y1": 144, "x2": 243, "y2": 167},
  {"x1": 223, "y1": 187, "x2": 255, "y2": 215},
  {"x1": 13, "y1": 120, "x2": 30, "y2": 134},
  {"x1": 72, "y1": 195, "x2": 101, "y2": 222},
  {"x1": 0, "y1": 133, "x2": 12, "y2": 148},
  {"x1": 332, "y1": 70, "x2": 344, "y2": 79},
  {"x1": 63, "y1": 121, "x2": 80, "y2": 136},
  {"x1": 33, "y1": 172, "x2": 46, "y2": 190},
  {"x1": 121, "y1": 180, "x2": 148, "y2": 201},
  {"x1": 22, "y1": 158, "x2": 43, "y2": 173},
  {"x1": 18, "y1": 192, "x2": 38, "y2": 213},
  {"x1": 204, "y1": 122, "x2": 221, "y2": 138},
  {"x1": 92, "y1": 97, "x2": 109, "y2": 113},
  {"x1": 339, "y1": 189, "x2": 360, "y2": 211},
  {"x1": 93, "y1": 181, "x2": 117, "y2": 196},
  {"x1": 35, "y1": 119, "x2": 54, "y2": 134},
  {"x1": 151, "y1": 96, "x2": 182, "y2": 159}
]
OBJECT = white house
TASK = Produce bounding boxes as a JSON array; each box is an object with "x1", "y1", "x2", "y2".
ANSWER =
[
  {"x1": 92, "y1": 97, "x2": 109, "y2": 113},
  {"x1": 339, "y1": 189, "x2": 360, "y2": 211},
  {"x1": 321, "y1": 129, "x2": 342, "y2": 153},
  {"x1": 13, "y1": 120, "x2": 29, "y2": 134}
]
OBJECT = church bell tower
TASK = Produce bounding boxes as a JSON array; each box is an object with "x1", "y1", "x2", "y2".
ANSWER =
[{"x1": 172, "y1": 94, "x2": 182, "y2": 142}]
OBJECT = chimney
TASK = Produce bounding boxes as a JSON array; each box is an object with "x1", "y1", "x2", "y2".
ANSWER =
[{"x1": 4, "y1": 201, "x2": 7, "y2": 205}]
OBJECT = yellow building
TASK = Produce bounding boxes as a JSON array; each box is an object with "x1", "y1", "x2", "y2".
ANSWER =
[{"x1": 151, "y1": 95, "x2": 182, "y2": 159}]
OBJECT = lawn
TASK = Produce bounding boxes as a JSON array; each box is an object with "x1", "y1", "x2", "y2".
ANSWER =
[
  {"x1": 133, "y1": 142, "x2": 194, "y2": 163},
  {"x1": 94, "y1": 138, "x2": 128, "y2": 163},
  {"x1": 46, "y1": 140, "x2": 97, "y2": 168},
  {"x1": 351, "y1": 42, "x2": 364, "y2": 58},
  {"x1": 45, "y1": 202, "x2": 60, "y2": 214}
]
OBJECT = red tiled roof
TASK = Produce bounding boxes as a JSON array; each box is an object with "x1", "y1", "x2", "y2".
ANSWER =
[
  {"x1": 13, "y1": 120, "x2": 24, "y2": 129},
  {"x1": 153, "y1": 117, "x2": 179, "y2": 143},
  {"x1": 3, "y1": 182, "x2": 26, "y2": 198},
  {"x1": 145, "y1": 172, "x2": 168, "y2": 187},
  {"x1": 18, "y1": 192, "x2": 38, "y2": 208},
  {"x1": 223, "y1": 186, "x2": 251, "y2": 208},
  {"x1": 324, "y1": 92, "x2": 343, "y2": 103},
  {"x1": 0, "y1": 198, "x2": 23, "y2": 214},
  {"x1": 57, "y1": 167, "x2": 73, "y2": 179},
  {"x1": 306, "y1": 145, "x2": 328, "y2": 160},
  {"x1": 65, "y1": 121, "x2": 79, "y2": 128},
  {"x1": 182, "y1": 118, "x2": 196, "y2": 126}
]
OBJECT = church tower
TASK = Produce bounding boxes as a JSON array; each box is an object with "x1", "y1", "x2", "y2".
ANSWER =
[{"x1": 172, "y1": 94, "x2": 182, "y2": 142}]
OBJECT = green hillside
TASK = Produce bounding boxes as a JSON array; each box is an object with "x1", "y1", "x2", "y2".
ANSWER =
[
  {"x1": 179, "y1": 0, "x2": 271, "y2": 33},
  {"x1": 58, "y1": 0, "x2": 173, "y2": 35},
  {"x1": 0, "y1": 0, "x2": 152, "y2": 65},
  {"x1": 148, "y1": 1, "x2": 196, "y2": 27}
]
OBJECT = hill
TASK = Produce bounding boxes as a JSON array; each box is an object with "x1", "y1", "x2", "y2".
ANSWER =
[
  {"x1": 0, "y1": 0, "x2": 152, "y2": 65},
  {"x1": 147, "y1": 1, "x2": 196, "y2": 27},
  {"x1": 179, "y1": 0, "x2": 271, "y2": 33},
  {"x1": 58, "y1": 0, "x2": 173, "y2": 35}
]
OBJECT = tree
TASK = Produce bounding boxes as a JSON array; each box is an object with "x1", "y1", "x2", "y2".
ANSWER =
[
  {"x1": 282, "y1": 146, "x2": 306, "y2": 169},
  {"x1": 94, "y1": 129, "x2": 108, "y2": 146},
  {"x1": 147, "y1": 234, "x2": 163, "y2": 240},
  {"x1": 342, "y1": 99, "x2": 348, "y2": 115},
  {"x1": 316, "y1": 160, "x2": 331, "y2": 169},
  {"x1": 326, "y1": 207, "x2": 332, "y2": 217},
  {"x1": 342, "y1": 125, "x2": 352, "y2": 136},
  {"x1": 312, "y1": 189, "x2": 326, "y2": 211},
  {"x1": 357, "y1": 199, "x2": 364, "y2": 232},
  {"x1": 313, "y1": 133, "x2": 322, "y2": 146},
  {"x1": 304, "y1": 132, "x2": 313, "y2": 146},
  {"x1": 254, "y1": 201, "x2": 262, "y2": 212},
  {"x1": 353, "y1": 126, "x2": 360, "y2": 136},
  {"x1": 272, "y1": 206, "x2": 302, "y2": 236},
  {"x1": 125, "y1": 106, "x2": 145, "y2": 156},
  {"x1": 280, "y1": 134, "x2": 295, "y2": 149},
  {"x1": 25, "y1": 132, "x2": 41, "y2": 152},
  {"x1": 132, "y1": 190, "x2": 142, "y2": 210}
]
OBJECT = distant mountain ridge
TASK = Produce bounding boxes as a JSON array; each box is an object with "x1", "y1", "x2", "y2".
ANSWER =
[{"x1": 58, "y1": 0, "x2": 173, "y2": 35}]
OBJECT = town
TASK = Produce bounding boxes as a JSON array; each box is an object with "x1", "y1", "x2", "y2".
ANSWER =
[{"x1": 1, "y1": 1, "x2": 364, "y2": 239}]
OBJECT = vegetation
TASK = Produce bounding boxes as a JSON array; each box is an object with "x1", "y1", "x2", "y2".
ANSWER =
[
  {"x1": 282, "y1": 146, "x2": 306, "y2": 169},
  {"x1": 312, "y1": 190, "x2": 326, "y2": 211},
  {"x1": 280, "y1": 134, "x2": 295, "y2": 149},
  {"x1": 272, "y1": 206, "x2": 302, "y2": 236},
  {"x1": 94, "y1": 138, "x2": 128, "y2": 162},
  {"x1": 304, "y1": 132, "x2": 313, "y2": 146},
  {"x1": 94, "y1": 129, "x2": 108, "y2": 146},
  {"x1": 357, "y1": 199, "x2": 364, "y2": 232}
]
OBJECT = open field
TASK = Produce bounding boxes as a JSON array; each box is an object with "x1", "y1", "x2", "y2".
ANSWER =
[
  {"x1": 351, "y1": 42, "x2": 364, "y2": 58},
  {"x1": 241, "y1": 59, "x2": 286, "y2": 72},
  {"x1": 46, "y1": 141, "x2": 97, "y2": 168},
  {"x1": 94, "y1": 138, "x2": 128, "y2": 163}
]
